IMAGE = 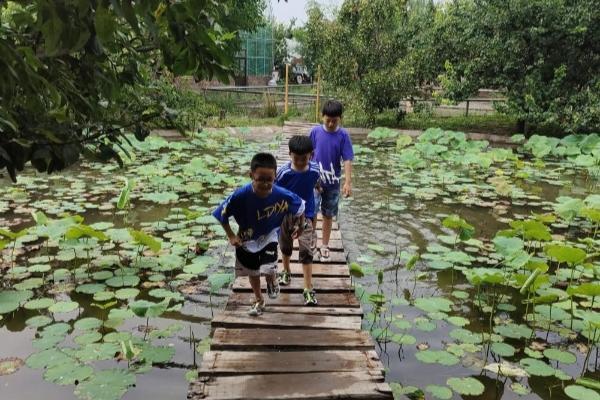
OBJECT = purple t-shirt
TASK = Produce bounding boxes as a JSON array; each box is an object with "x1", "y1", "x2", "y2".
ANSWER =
[{"x1": 309, "y1": 125, "x2": 354, "y2": 189}]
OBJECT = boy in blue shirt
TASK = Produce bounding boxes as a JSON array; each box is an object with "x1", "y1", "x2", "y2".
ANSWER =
[
  {"x1": 213, "y1": 152, "x2": 305, "y2": 316},
  {"x1": 309, "y1": 100, "x2": 354, "y2": 261},
  {"x1": 276, "y1": 136, "x2": 321, "y2": 305}
]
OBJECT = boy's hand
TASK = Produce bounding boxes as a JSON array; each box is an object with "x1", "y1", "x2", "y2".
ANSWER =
[
  {"x1": 342, "y1": 182, "x2": 352, "y2": 197},
  {"x1": 228, "y1": 235, "x2": 242, "y2": 247},
  {"x1": 291, "y1": 225, "x2": 304, "y2": 240}
]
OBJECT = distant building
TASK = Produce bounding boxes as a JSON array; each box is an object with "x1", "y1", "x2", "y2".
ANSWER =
[{"x1": 234, "y1": 26, "x2": 275, "y2": 86}]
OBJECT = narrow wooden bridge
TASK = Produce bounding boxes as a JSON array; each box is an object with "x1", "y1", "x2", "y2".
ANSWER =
[{"x1": 188, "y1": 122, "x2": 392, "y2": 399}]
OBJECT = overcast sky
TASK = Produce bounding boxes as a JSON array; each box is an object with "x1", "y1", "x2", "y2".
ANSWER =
[{"x1": 270, "y1": 0, "x2": 343, "y2": 25}]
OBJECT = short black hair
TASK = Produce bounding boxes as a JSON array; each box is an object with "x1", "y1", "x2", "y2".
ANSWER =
[
  {"x1": 322, "y1": 100, "x2": 343, "y2": 117},
  {"x1": 250, "y1": 152, "x2": 277, "y2": 172},
  {"x1": 288, "y1": 135, "x2": 313, "y2": 155}
]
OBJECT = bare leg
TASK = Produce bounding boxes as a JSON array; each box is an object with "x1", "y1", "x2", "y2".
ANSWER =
[
  {"x1": 282, "y1": 254, "x2": 291, "y2": 274},
  {"x1": 302, "y1": 262, "x2": 313, "y2": 290},
  {"x1": 265, "y1": 273, "x2": 276, "y2": 287},
  {"x1": 248, "y1": 275, "x2": 262, "y2": 302},
  {"x1": 322, "y1": 215, "x2": 333, "y2": 247}
]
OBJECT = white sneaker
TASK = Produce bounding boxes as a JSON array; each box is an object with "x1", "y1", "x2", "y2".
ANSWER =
[{"x1": 247, "y1": 299, "x2": 266, "y2": 316}]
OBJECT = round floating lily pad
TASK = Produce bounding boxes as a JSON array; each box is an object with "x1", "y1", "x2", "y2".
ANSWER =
[
  {"x1": 49, "y1": 301, "x2": 79, "y2": 313},
  {"x1": 74, "y1": 317, "x2": 103, "y2": 331},
  {"x1": 414, "y1": 297, "x2": 454, "y2": 313},
  {"x1": 28, "y1": 264, "x2": 51, "y2": 273},
  {"x1": 425, "y1": 385, "x2": 452, "y2": 400},
  {"x1": 26, "y1": 315, "x2": 53, "y2": 328},
  {"x1": 14, "y1": 278, "x2": 44, "y2": 291},
  {"x1": 115, "y1": 288, "x2": 139, "y2": 300},
  {"x1": 32, "y1": 334, "x2": 65, "y2": 350},
  {"x1": 26, "y1": 349, "x2": 72, "y2": 369},
  {"x1": 451, "y1": 290, "x2": 469, "y2": 299},
  {"x1": 43, "y1": 322, "x2": 70, "y2": 336},
  {"x1": 519, "y1": 358, "x2": 556, "y2": 377},
  {"x1": 76, "y1": 283, "x2": 106, "y2": 295},
  {"x1": 92, "y1": 270, "x2": 113, "y2": 281},
  {"x1": 44, "y1": 362, "x2": 93, "y2": 385},
  {"x1": 103, "y1": 331, "x2": 133, "y2": 343},
  {"x1": 74, "y1": 331, "x2": 103, "y2": 345},
  {"x1": 543, "y1": 348, "x2": 577, "y2": 364},
  {"x1": 73, "y1": 342, "x2": 120, "y2": 362},
  {"x1": 415, "y1": 350, "x2": 460, "y2": 366},
  {"x1": 564, "y1": 385, "x2": 600, "y2": 400},
  {"x1": 93, "y1": 291, "x2": 115, "y2": 301},
  {"x1": 447, "y1": 377, "x2": 485, "y2": 396},
  {"x1": 415, "y1": 319, "x2": 436, "y2": 332},
  {"x1": 24, "y1": 298, "x2": 55, "y2": 310},
  {"x1": 105, "y1": 275, "x2": 139, "y2": 288},
  {"x1": 510, "y1": 382, "x2": 530, "y2": 396},
  {"x1": 391, "y1": 334, "x2": 416, "y2": 345},
  {"x1": 491, "y1": 342, "x2": 516, "y2": 357},
  {"x1": 446, "y1": 316, "x2": 470, "y2": 327},
  {"x1": 494, "y1": 323, "x2": 533, "y2": 339},
  {"x1": 0, "y1": 357, "x2": 24, "y2": 376},
  {"x1": 449, "y1": 328, "x2": 482, "y2": 344},
  {"x1": 74, "y1": 368, "x2": 136, "y2": 400}
]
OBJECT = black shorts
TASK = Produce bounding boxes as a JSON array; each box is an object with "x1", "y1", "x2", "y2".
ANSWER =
[{"x1": 235, "y1": 242, "x2": 278, "y2": 270}]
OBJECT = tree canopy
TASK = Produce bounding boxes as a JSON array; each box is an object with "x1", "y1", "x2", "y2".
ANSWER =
[
  {"x1": 298, "y1": 0, "x2": 599, "y2": 133},
  {"x1": 0, "y1": 0, "x2": 264, "y2": 181}
]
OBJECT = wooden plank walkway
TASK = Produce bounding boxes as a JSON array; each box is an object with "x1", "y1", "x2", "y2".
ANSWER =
[{"x1": 188, "y1": 122, "x2": 392, "y2": 399}]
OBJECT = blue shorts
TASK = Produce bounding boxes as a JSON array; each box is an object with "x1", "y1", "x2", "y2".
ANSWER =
[{"x1": 314, "y1": 187, "x2": 340, "y2": 217}]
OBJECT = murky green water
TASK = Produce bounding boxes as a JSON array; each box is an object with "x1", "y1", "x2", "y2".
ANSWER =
[{"x1": 1, "y1": 130, "x2": 598, "y2": 400}]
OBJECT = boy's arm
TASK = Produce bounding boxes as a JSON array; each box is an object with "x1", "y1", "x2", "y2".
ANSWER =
[
  {"x1": 342, "y1": 160, "x2": 352, "y2": 197},
  {"x1": 221, "y1": 222, "x2": 242, "y2": 247}
]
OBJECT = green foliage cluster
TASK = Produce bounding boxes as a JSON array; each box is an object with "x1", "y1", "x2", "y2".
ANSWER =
[
  {"x1": 298, "y1": 0, "x2": 599, "y2": 133},
  {"x1": 0, "y1": 0, "x2": 263, "y2": 181}
]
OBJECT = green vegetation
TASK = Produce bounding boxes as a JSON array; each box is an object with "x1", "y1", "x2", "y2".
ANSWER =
[
  {"x1": 0, "y1": 131, "x2": 261, "y2": 399},
  {"x1": 298, "y1": 0, "x2": 599, "y2": 133},
  {"x1": 351, "y1": 127, "x2": 599, "y2": 399},
  {"x1": 0, "y1": 0, "x2": 263, "y2": 180}
]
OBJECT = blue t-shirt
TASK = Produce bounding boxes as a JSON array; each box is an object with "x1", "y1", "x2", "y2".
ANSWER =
[
  {"x1": 212, "y1": 183, "x2": 305, "y2": 252},
  {"x1": 275, "y1": 161, "x2": 321, "y2": 219},
  {"x1": 309, "y1": 125, "x2": 354, "y2": 189}
]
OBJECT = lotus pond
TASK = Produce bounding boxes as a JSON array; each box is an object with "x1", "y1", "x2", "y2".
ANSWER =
[{"x1": 0, "y1": 127, "x2": 599, "y2": 400}]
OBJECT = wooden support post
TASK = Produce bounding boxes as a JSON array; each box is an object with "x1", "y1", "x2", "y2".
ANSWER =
[
  {"x1": 315, "y1": 64, "x2": 321, "y2": 122},
  {"x1": 465, "y1": 99, "x2": 470, "y2": 117},
  {"x1": 284, "y1": 64, "x2": 289, "y2": 115}
]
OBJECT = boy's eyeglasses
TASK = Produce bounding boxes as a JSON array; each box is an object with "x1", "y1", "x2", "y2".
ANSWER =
[{"x1": 252, "y1": 177, "x2": 274, "y2": 184}]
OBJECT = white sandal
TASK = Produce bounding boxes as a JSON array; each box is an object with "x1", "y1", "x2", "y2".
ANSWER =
[{"x1": 319, "y1": 246, "x2": 330, "y2": 261}]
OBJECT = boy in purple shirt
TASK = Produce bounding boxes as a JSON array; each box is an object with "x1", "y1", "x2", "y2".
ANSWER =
[{"x1": 309, "y1": 100, "x2": 354, "y2": 261}]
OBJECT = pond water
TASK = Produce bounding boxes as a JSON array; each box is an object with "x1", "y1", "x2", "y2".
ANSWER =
[{"x1": 0, "y1": 128, "x2": 598, "y2": 400}]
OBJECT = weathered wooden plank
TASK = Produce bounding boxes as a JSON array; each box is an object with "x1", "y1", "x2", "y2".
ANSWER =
[
  {"x1": 293, "y1": 239, "x2": 343, "y2": 251},
  {"x1": 212, "y1": 310, "x2": 361, "y2": 330},
  {"x1": 199, "y1": 350, "x2": 383, "y2": 376},
  {"x1": 227, "y1": 292, "x2": 360, "y2": 308},
  {"x1": 282, "y1": 262, "x2": 350, "y2": 277},
  {"x1": 281, "y1": 250, "x2": 346, "y2": 264},
  {"x1": 189, "y1": 371, "x2": 392, "y2": 400},
  {"x1": 211, "y1": 328, "x2": 373, "y2": 352},
  {"x1": 232, "y1": 277, "x2": 352, "y2": 292},
  {"x1": 225, "y1": 305, "x2": 363, "y2": 317}
]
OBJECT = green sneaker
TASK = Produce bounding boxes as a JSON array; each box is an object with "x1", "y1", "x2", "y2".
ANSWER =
[
  {"x1": 279, "y1": 270, "x2": 291, "y2": 286},
  {"x1": 303, "y1": 288, "x2": 317, "y2": 306}
]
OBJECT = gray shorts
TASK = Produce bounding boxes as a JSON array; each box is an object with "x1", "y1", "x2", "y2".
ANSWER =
[{"x1": 279, "y1": 215, "x2": 316, "y2": 264}]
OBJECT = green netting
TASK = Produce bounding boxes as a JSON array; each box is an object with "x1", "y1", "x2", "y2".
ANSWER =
[{"x1": 239, "y1": 26, "x2": 274, "y2": 77}]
